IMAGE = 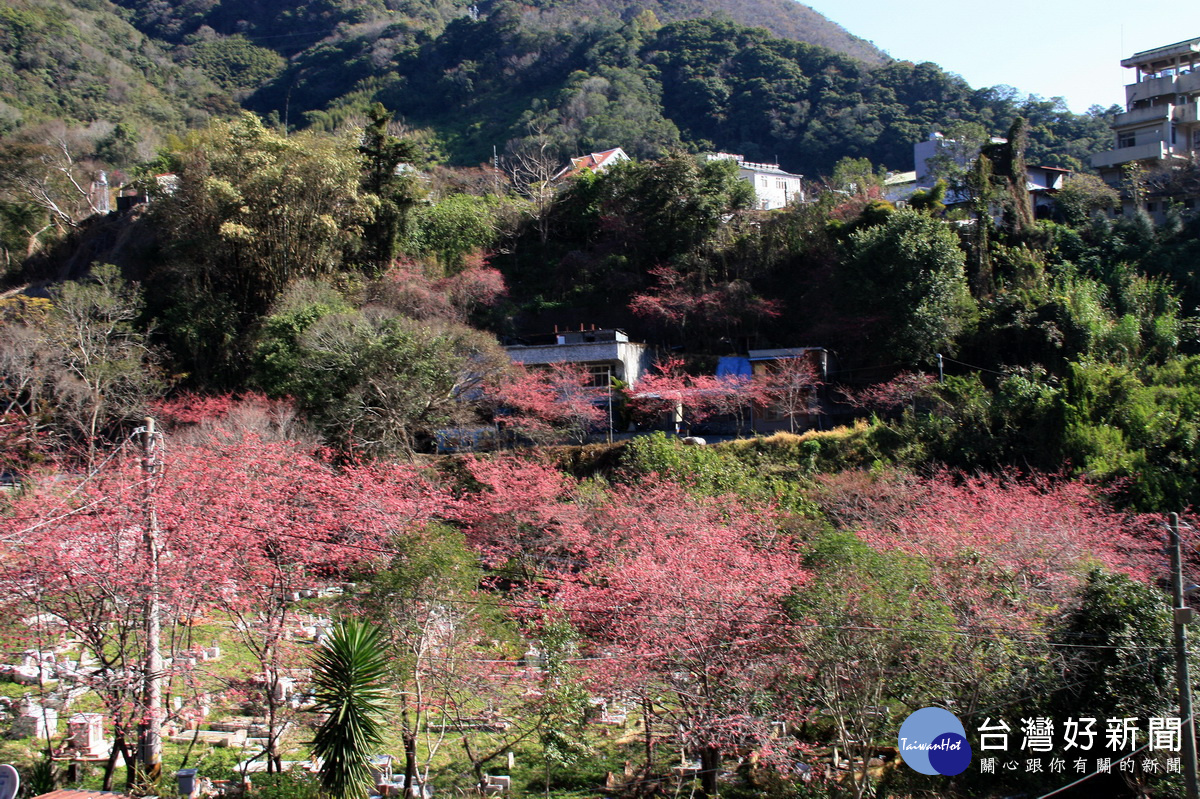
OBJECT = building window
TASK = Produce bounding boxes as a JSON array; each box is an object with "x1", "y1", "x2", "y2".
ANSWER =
[
  {"x1": 1147, "y1": 202, "x2": 1157, "y2": 212},
  {"x1": 1119, "y1": 133, "x2": 1136, "y2": 148},
  {"x1": 585, "y1": 364, "x2": 612, "y2": 389}
]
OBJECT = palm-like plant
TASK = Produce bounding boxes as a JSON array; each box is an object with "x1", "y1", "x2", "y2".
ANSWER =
[{"x1": 311, "y1": 619, "x2": 390, "y2": 799}]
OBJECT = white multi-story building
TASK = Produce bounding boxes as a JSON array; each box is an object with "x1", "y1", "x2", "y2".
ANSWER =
[{"x1": 707, "y1": 153, "x2": 804, "y2": 209}]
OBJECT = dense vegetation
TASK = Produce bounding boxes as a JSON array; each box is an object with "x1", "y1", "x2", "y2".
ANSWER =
[{"x1": 3, "y1": 91, "x2": 1200, "y2": 511}]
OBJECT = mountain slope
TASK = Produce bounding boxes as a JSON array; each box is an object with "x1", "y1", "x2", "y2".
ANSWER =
[
  {"x1": 0, "y1": 0, "x2": 1112, "y2": 182},
  {"x1": 106, "y1": 0, "x2": 887, "y2": 64},
  {"x1": 0, "y1": 0, "x2": 231, "y2": 133},
  {"x1": 486, "y1": 0, "x2": 888, "y2": 64}
]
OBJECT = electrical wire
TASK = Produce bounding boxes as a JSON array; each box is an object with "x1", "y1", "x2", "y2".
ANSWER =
[
  {"x1": 0, "y1": 431, "x2": 142, "y2": 540},
  {"x1": 939, "y1": 355, "x2": 1008, "y2": 377},
  {"x1": 1034, "y1": 734, "x2": 1158, "y2": 799}
]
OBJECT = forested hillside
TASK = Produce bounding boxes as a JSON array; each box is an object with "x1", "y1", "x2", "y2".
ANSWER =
[
  {"x1": 0, "y1": 0, "x2": 232, "y2": 134},
  {"x1": 106, "y1": 0, "x2": 887, "y2": 62},
  {"x1": 1, "y1": 0, "x2": 1114, "y2": 176},
  {"x1": 4, "y1": 100, "x2": 1200, "y2": 513}
]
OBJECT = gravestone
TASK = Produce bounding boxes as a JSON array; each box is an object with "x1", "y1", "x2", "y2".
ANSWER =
[{"x1": 68, "y1": 712, "x2": 108, "y2": 758}]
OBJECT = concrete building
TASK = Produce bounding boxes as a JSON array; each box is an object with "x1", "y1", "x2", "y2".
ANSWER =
[
  {"x1": 706, "y1": 153, "x2": 804, "y2": 209},
  {"x1": 504, "y1": 327, "x2": 652, "y2": 389},
  {"x1": 886, "y1": 133, "x2": 1069, "y2": 217},
  {"x1": 1092, "y1": 36, "x2": 1200, "y2": 212}
]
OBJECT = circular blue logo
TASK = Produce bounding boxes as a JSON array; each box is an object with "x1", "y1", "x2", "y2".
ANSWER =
[{"x1": 897, "y1": 707, "x2": 972, "y2": 776}]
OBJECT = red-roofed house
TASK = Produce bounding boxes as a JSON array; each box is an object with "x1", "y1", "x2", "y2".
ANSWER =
[{"x1": 554, "y1": 147, "x2": 630, "y2": 180}]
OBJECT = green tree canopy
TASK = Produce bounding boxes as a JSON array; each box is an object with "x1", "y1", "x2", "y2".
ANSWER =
[{"x1": 841, "y1": 209, "x2": 975, "y2": 365}]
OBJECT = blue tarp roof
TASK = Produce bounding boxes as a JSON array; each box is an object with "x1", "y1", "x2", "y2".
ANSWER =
[{"x1": 716, "y1": 356, "x2": 752, "y2": 378}]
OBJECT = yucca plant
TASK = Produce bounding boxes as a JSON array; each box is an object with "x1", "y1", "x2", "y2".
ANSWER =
[{"x1": 311, "y1": 619, "x2": 390, "y2": 799}]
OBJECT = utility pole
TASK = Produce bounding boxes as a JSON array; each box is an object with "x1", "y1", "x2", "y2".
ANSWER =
[
  {"x1": 140, "y1": 418, "x2": 163, "y2": 787},
  {"x1": 1170, "y1": 512, "x2": 1199, "y2": 799},
  {"x1": 607, "y1": 376, "x2": 614, "y2": 445}
]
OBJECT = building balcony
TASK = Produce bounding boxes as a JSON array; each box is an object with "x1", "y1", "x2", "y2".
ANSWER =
[
  {"x1": 1092, "y1": 140, "x2": 1168, "y2": 169},
  {"x1": 1176, "y1": 102, "x2": 1200, "y2": 124},
  {"x1": 1113, "y1": 106, "x2": 1171, "y2": 127},
  {"x1": 1179, "y1": 70, "x2": 1200, "y2": 94},
  {"x1": 1127, "y1": 75, "x2": 1180, "y2": 104}
]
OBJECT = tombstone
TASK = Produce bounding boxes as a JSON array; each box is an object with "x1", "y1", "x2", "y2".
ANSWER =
[
  {"x1": 68, "y1": 712, "x2": 107, "y2": 757},
  {"x1": 11, "y1": 698, "x2": 57, "y2": 739},
  {"x1": 367, "y1": 754, "x2": 392, "y2": 788},
  {"x1": 273, "y1": 677, "x2": 294, "y2": 704},
  {"x1": 483, "y1": 775, "x2": 510, "y2": 795},
  {"x1": 520, "y1": 646, "x2": 545, "y2": 669},
  {"x1": 11, "y1": 656, "x2": 47, "y2": 686}
]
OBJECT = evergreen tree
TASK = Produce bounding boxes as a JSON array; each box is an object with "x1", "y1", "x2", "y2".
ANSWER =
[{"x1": 358, "y1": 103, "x2": 420, "y2": 277}]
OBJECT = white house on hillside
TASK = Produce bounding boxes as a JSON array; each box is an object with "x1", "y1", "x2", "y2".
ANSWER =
[
  {"x1": 707, "y1": 153, "x2": 804, "y2": 209},
  {"x1": 504, "y1": 327, "x2": 653, "y2": 389}
]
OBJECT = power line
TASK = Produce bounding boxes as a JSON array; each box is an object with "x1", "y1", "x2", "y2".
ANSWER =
[
  {"x1": 939, "y1": 354, "x2": 1008, "y2": 376},
  {"x1": 1034, "y1": 735, "x2": 1156, "y2": 799},
  {"x1": 0, "y1": 431, "x2": 142, "y2": 541}
]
